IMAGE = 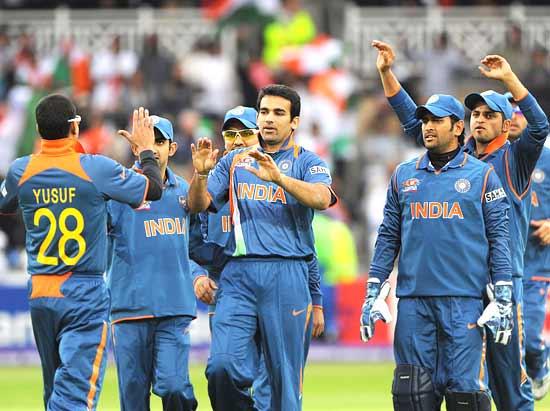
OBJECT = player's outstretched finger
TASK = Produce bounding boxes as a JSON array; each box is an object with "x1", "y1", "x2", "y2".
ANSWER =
[
  {"x1": 117, "y1": 130, "x2": 132, "y2": 142},
  {"x1": 210, "y1": 149, "x2": 219, "y2": 162},
  {"x1": 248, "y1": 150, "x2": 266, "y2": 161}
]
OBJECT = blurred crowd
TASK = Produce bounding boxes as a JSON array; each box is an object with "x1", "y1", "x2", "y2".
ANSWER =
[{"x1": 1, "y1": 1, "x2": 550, "y2": 339}]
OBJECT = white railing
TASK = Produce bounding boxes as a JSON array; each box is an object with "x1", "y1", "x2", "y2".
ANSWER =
[
  {"x1": 344, "y1": 5, "x2": 550, "y2": 77},
  {"x1": 0, "y1": 8, "x2": 236, "y2": 61}
]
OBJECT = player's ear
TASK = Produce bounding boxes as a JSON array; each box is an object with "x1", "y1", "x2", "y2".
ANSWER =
[
  {"x1": 502, "y1": 118, "x2": 512, "y2": 133},
  {"x1": 290, "y1": 116, "x2": 300, "y2": 131},
  {"x1": 168, "y1": 141, "x2": 178, "y2": 157},
  {"x1": 69, "y1": 121, "x2": 79, "y2": 138},
  {"x1": 454, "y1": 120, "x2": 465, "y2": 137}
]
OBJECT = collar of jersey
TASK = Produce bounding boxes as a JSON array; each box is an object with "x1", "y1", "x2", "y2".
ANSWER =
[
  {"x1": 416, "y1": 148, "x2": 467, "y2": 172},
  {"x1": 39, "y1": 137, "x2": 83, "y2": 156},
  {"x1": 464, "y1": 133, "x2": 509, "y2": 159},
  {"x1": 133, "y1": 161, "x2": 178, "y2": 187},
  {"x1": 258, "y1": 134, "x2": 295, "y2": 155}
]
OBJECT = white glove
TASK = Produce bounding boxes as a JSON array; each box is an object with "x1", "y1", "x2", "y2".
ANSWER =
[
  {"x1": 477, "y1": 281, "x2": 514, "y2": 345},
  {"x1": 360, "y1": 278, "x2": 392, "y2": 342}
]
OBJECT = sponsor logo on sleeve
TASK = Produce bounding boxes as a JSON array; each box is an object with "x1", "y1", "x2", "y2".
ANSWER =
[
  {"x1": 0, "y1": 181, "x2": 6, "y2": 197},
  {"x1": 309, "y1": 165, "x2": 330, "y2": 175},
  {"x1": 485, "y1": 188, "x2": 507, "y2": 203}
]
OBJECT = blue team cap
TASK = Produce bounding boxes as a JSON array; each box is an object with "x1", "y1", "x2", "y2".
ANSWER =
[
  {"x1": 464, "y1": 90, "x2": 514, "y2": 120},
  {"x1": 415, "y1": 94, "x2": 465, "y2": 120},
  {"x1": 151, "y1": 115, "x2": 173, "y2": 141},
  {"x1": 223, "y1": 106, "x2": 258, "y2": 130}
]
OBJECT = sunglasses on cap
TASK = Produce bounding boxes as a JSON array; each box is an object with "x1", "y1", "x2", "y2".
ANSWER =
[
  {"x1": 512, "y1": 106, "x2": 523, "y2": 116},
  {"x1": 67, "y1": 115, "x2": 81, "y2": 123},
  {"x1": 222, "y1": 129, "x2": 257, "y2": 142}
]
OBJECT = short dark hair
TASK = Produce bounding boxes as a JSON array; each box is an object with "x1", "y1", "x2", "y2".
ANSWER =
[
  {"x1": 35, "y1": 94, "x2": 76, "y2": 140},
  {"x1": 450, "y1": 115, "x2": 465, "y2": 145},
  {"x1": 257, "y1": 84, "x2": 301, "y2": 119}
]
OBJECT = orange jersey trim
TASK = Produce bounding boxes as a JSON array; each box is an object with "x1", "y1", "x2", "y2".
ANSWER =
[
  {"x1": 87, "y1": 321, "x2": 108, "y2": 410},
  {"x1": 29, "y1": 272, "x2": 72, "y2": 299},
  {"x1": 517, "y1": 303, "x2": 528, "y2": 385},
  {"x1": 480, "y1": 168, "x2": 492, "y2": 202},
  {"x1": 110, "y1": 315, "x2": 155, "y2": 325},
  {"x1": 228, "y1": 150, "x2": 253, "y2": 222},
  {"x1": 479, "y1": 134, "x2": 508, "y2": 159},
  {"x1": 530, "y1": 276, "x2": 550, "y2": 283},
  {"x1": 479, "y1": 331, "x2": 486, "y2": 390},
  {"x1": 19, "y1": 147, "x2": 92, "y2": 187},
  {"x1": 504, "y1": 149, "x2": 531, "y2": 201}
]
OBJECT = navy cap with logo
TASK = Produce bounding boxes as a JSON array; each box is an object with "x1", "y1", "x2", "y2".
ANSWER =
[
  {"x1": 222, "y1": 106, "x2": 258, "y2": 130},
  {"x1": 151, "y1": 115, "x2": 173, "y2": 141},
  {"x1": 464, "y1": 90, "x2": 514, "y2": 120},
  {"x1": 415, "y1": 94, "x2": 465, "y2": 120}
]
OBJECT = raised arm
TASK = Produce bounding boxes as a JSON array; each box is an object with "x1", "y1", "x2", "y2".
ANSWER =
[
  {"x1": 479, "y1": 55, "x2": 549, "y2": 194},
  {"x1": 118, "y1": 107, "x2": 163, "y2": 202},
  {"x1": 372, "y1": 40, "x2": 423, "y2": 146},
  {"x1": 188, "y1": 138, "x2": 219, "y2": 213}
]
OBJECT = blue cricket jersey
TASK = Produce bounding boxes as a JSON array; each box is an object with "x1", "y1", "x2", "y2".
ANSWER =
[
  {"x1": 524, "y1": 147, "x2": 550, "y2": 281},
  {"x1": 107, "y1": 167, "x2": 204, "y2": 323},
  {"x1": 389, "y1": 89, "x2": 549, "y2": 278},
  {"x1": 370, "y1": 149, "x2": 512, "y2": 298},
  {"x1": 189, "y1": 203, "x2": 231, "y2": 281},
  {"x1": 0, "y1": 138, "x2": 149, "y2": 276},
  {"x1": 206, "y1": 143, "x2": 335, "y2": 258},
  {"x1": 189, "y1": 200, "x2": 323, "y2": 306}
]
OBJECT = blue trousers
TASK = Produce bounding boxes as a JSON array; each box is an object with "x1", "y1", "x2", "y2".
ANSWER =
[
  {"x1": 28, "y1": 274, "x2": 110, "y2": 411},
  {"x1": 206, "y1": 258, "x2": 311, "y2": 411},
  {"x1": 523, "y1": 279, "x2": 549, "y2": 381},
  {"x1": 111, "y1": 316, "x2": 197, "y2": 411},
  {"x1": 486, "y1": 277, "x2": 534, "y2": 411},
  {"x1": 395, "y1": 297, "x2": 488, "y2": 405},
  {"x1": 252, "y1": 309, "x2": 314, "y2": 411},
  {"x1": 208, "y1": 279, "x2": 315, "y2": 411}
]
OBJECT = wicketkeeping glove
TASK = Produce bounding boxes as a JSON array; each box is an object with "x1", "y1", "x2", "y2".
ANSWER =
[
  {"x1": 477, "y1": 281, "x2": 514, "y2": 345},
  {"x1": 360, "y1": 278, "x2": 392, "y2": 342}
]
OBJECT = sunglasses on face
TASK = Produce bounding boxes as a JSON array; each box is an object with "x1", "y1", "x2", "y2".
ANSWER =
[
  {"x1": 222, "y1": 129, "x2": 256, "y2": 141},
  {"x1": 512, "y1": 106, "x2": 523, "y2": 116}
]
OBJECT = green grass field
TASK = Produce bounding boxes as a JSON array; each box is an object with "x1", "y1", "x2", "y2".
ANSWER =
[{"x1": 1, "y1": 363, "x2": 550, "y2": 410}]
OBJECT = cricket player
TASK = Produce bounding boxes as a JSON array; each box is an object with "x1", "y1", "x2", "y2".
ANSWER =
[
  {"x1": 0, "y1": 94, "x2": 162, "y2": 410},
  {"x1": 462, "y1": 55, "x2": 548, "y2": 411},
  {"x1": 506, "y1": 92, "x2": 550, "y2": 400},
  {"x1": 107, "y1": 115, "x2": 205, "y2": 411},
  {"x1": 365, "y1": 41, "x2": 513, "y2": 410},
  {"x1": 190, "y1": 105, "x2": 325, "y2": 410},
  {"x1": 188, "y1": 84, "x2": 337, "y2": 411}
]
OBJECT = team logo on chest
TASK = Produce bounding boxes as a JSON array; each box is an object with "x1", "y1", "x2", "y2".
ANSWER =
[
  {"x1": 532, "y1": 169, "x2": 545, "y2": 183},
  {"x1": 454, "y1": 178, "x2": 471, "y2": 193},
  {"x1": 279, "y1": 159, "x2": 292, "y2": 174},
  {"x1": 402, "y1": 178, "x2": 420, "y2": 193}
]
